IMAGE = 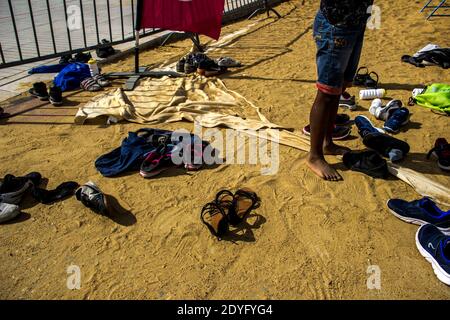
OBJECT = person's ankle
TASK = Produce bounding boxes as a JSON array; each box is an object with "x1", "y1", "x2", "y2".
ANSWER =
[{"x1": 307, "y1": 153, "x2": 325, "y2": 162}]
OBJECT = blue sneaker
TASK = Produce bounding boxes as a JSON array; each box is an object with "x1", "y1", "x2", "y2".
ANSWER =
[
  {"x1": 354, "y1": 115, "x2": 384, "y2": 139},
  {"x1": 416, "y1": 224, "x2": 450, "y2": 285},
  {"x1": 387, "y1": 198, "x2": 450, "y2": 231},
  {"x1": 383, "y1": 107, "x2": 410, "y2": 134}
]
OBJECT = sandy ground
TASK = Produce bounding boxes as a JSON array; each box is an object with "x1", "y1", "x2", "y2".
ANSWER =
[{"x1": 1, "y1": 0, "x2": 450, "y2": 299}]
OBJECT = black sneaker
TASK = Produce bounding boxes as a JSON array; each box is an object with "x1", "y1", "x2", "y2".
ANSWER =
[
  {"x1": 75, "y1": 181, "x2": 109, "y2": 216},
  {"x1": 49, "y1": 86, "x2": 63, "y2": 106},
  {"x1": 96, "y1": 39, "x2": 115, "y2": 59},
  {"x1": 71, "y1": 52, "x2": 92, "y2": 63},
  {"x1": 59, "y1": 54, "x2": 72, "y2": 65},
  {"x1": 29, "y1": 82, "x2": 49, "y2": 100},
  {"x1": 427, "y1": 138, "x2": 450, "y2": 171}
]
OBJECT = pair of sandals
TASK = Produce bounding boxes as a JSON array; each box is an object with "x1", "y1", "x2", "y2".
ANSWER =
[
  {"x1": 80, "y1": 74, "x2": 110, "y2": 92},
  {"x1": 201, "y1": 189, "x2": 261, "y2": 240},
  {"x1": 353, "y1": 67, "x2": 379, "y2": 88}
]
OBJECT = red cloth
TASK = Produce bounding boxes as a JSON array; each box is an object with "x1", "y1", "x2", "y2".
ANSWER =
[{"x1": 137, "y1": 0, "x2": 225, "y2": 40}]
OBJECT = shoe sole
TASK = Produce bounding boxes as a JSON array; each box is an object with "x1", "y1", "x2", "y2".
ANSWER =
[
  {"x1": 339, "y1": 103, "x2": 357, "y2": 111},
  {"x1": 388, "y1": 206, "x2": 450, "y2": 233},
  {"x1": 49, "y1": 99, "x2": 63, "y2": 106},
  {"x1": 415, "y1": 228, "x2": 450, "y2": 286},
  {"x1": 383, "y1": 119, "x2": 410, "y2": 133}
]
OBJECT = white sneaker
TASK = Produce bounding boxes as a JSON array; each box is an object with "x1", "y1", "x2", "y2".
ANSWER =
[
  {"x1": 369, "y1": 98, "x2": 383, "y2": 118},
  {"x1": 370, "y1": 99, "x2": 402, "y2": 121},
  {"x1": 0, "y1": 202, "x2": 20, "y2": 223}
]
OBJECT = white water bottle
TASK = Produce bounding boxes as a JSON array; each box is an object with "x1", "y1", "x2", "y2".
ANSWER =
[
  {"x1": 359, "y1": 88, "x2": 386, "y2": 100},
  {"x1": 88, "y1": 58, "x2": 99, "y2": 77}
]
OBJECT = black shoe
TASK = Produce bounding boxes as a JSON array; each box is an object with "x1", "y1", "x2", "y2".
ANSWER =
[
  {"x1": 76, "y1": 181, "x2": 109, "y2": 215},
  {"x1": 71, "y1": 52, "x2": 92, "y2": 63},
  {"x1": 49, "y1": 86, "x2": 63, "y2": 106},
  {"x1": 343, "y1": 150, "x2": 388, "y2": 179},
  {"x1": 32, "y1": 181, "x2": 79, "y2": 204},
  {"x1": 96, "y1": 39, "x2": 115, "y2": 59},
  {"x1": 176, "y1": 58, "x2": 186, "y2": 73},
  {"x1": 29, "y1": 82, "x2": 49, "y2": 100},
  {"x1": 59, "y1": 54, "x2": 72, "y2": 65}
]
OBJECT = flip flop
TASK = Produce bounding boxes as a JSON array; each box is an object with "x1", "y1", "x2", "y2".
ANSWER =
[
  {"x1": 200, "y1": 202, "x2": 229, "y2": 240},
  {"x1": 80, "y1": 77, "x2": 102, "y2": 92},
  {"x1": 93, "y1": 74, "x2": 110, "y2": 87},
  {"x1": 303, "y1": 125, "x2": 351, "y2": 140}
]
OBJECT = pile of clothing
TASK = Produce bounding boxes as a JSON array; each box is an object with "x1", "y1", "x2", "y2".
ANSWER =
[
  {"x1": 95, "y1": 129, "x2": 210, "y2": 178},
  {"x1": 343, "y1": 99, "x2": 412, "y2": 179},
  {"x1": 402, "y1": 44, "x2": 450, "y2": 69},
  {"x1": 0, "y1": 172, "x2": 78, "y2": 223}
]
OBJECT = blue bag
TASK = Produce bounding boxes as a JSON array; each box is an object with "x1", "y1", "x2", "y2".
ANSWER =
[{"x1": 53, "y1": 63, "x2": 91, "y2": 91}]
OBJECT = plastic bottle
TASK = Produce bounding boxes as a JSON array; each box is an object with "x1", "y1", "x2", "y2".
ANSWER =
[
  {"x1": 359, "y1": 88, "x2": 386, "y2": 100},
  {"x1": 88, "y1": 58, "x2": 99, "y2": 77}
]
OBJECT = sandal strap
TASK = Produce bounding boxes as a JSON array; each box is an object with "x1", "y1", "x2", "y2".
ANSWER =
[
  {"x1": 200, "y1": 202, "x2": 227, "y2": 239},
  {"x1": 234, "y1": 189, "x2": 261, "y2": 210}
]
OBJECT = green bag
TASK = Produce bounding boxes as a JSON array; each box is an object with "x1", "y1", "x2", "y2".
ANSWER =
[{"x1": 413, "y1": 83, "x2": 450, "y2": 113}]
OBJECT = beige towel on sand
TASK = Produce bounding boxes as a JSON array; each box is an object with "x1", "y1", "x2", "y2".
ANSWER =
[{"x1": 75, "y1": 76, "x2": 449, "y2": 205}]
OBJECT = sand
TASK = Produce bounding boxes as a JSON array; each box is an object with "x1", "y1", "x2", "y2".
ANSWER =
[{"x1": 1, "y1": 0, "x2": 450, "y2": 299}]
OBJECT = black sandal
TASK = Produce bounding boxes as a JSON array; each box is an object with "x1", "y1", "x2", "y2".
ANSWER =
[
  {"x1": 353, "y1": 67, "x2": 379, "y2": 88},
  {"x1": 200, "y1": 202, "x2": 229, "y2": 240},
  {"x1": 216, "y1": 189, "x2": 260, "y2": 226}
]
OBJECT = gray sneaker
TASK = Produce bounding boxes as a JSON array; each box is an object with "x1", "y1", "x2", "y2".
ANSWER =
[{"x1": 0, "y1": 202, "x2": 20, "y2": 223}]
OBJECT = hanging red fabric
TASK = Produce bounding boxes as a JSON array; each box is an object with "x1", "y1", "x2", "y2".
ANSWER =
[{"x1": 136, "y1": 0, "x2": 225, "y2": 40}]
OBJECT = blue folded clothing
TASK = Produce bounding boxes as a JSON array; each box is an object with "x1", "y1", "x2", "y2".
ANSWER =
[
  {"x1": 53, "y1": 63, "x2": 91, "y2": 91},
  {"x1": 95, "y1": 129, "x2": 203, "y2": 177}
]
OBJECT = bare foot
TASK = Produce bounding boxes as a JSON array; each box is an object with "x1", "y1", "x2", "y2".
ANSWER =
[
  {"x1": 306, "y1": 155, "x2": 343, "y2": 181},
  {"x1": 323, "y1": 142, "x2": 351, "y2": 156}
]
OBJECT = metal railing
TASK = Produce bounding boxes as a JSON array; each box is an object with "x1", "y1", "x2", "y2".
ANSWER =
[{"x1": 0, "y1": 0, "x2": 280, "y2": 70}]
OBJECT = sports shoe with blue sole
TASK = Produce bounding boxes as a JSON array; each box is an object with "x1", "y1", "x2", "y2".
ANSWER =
[
  {"x1": 416, "y1": 224, "x2": 450, "y2": 286},
  {"x1": 387, "y1": 198, "x2": 450, "y2": 232}
]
